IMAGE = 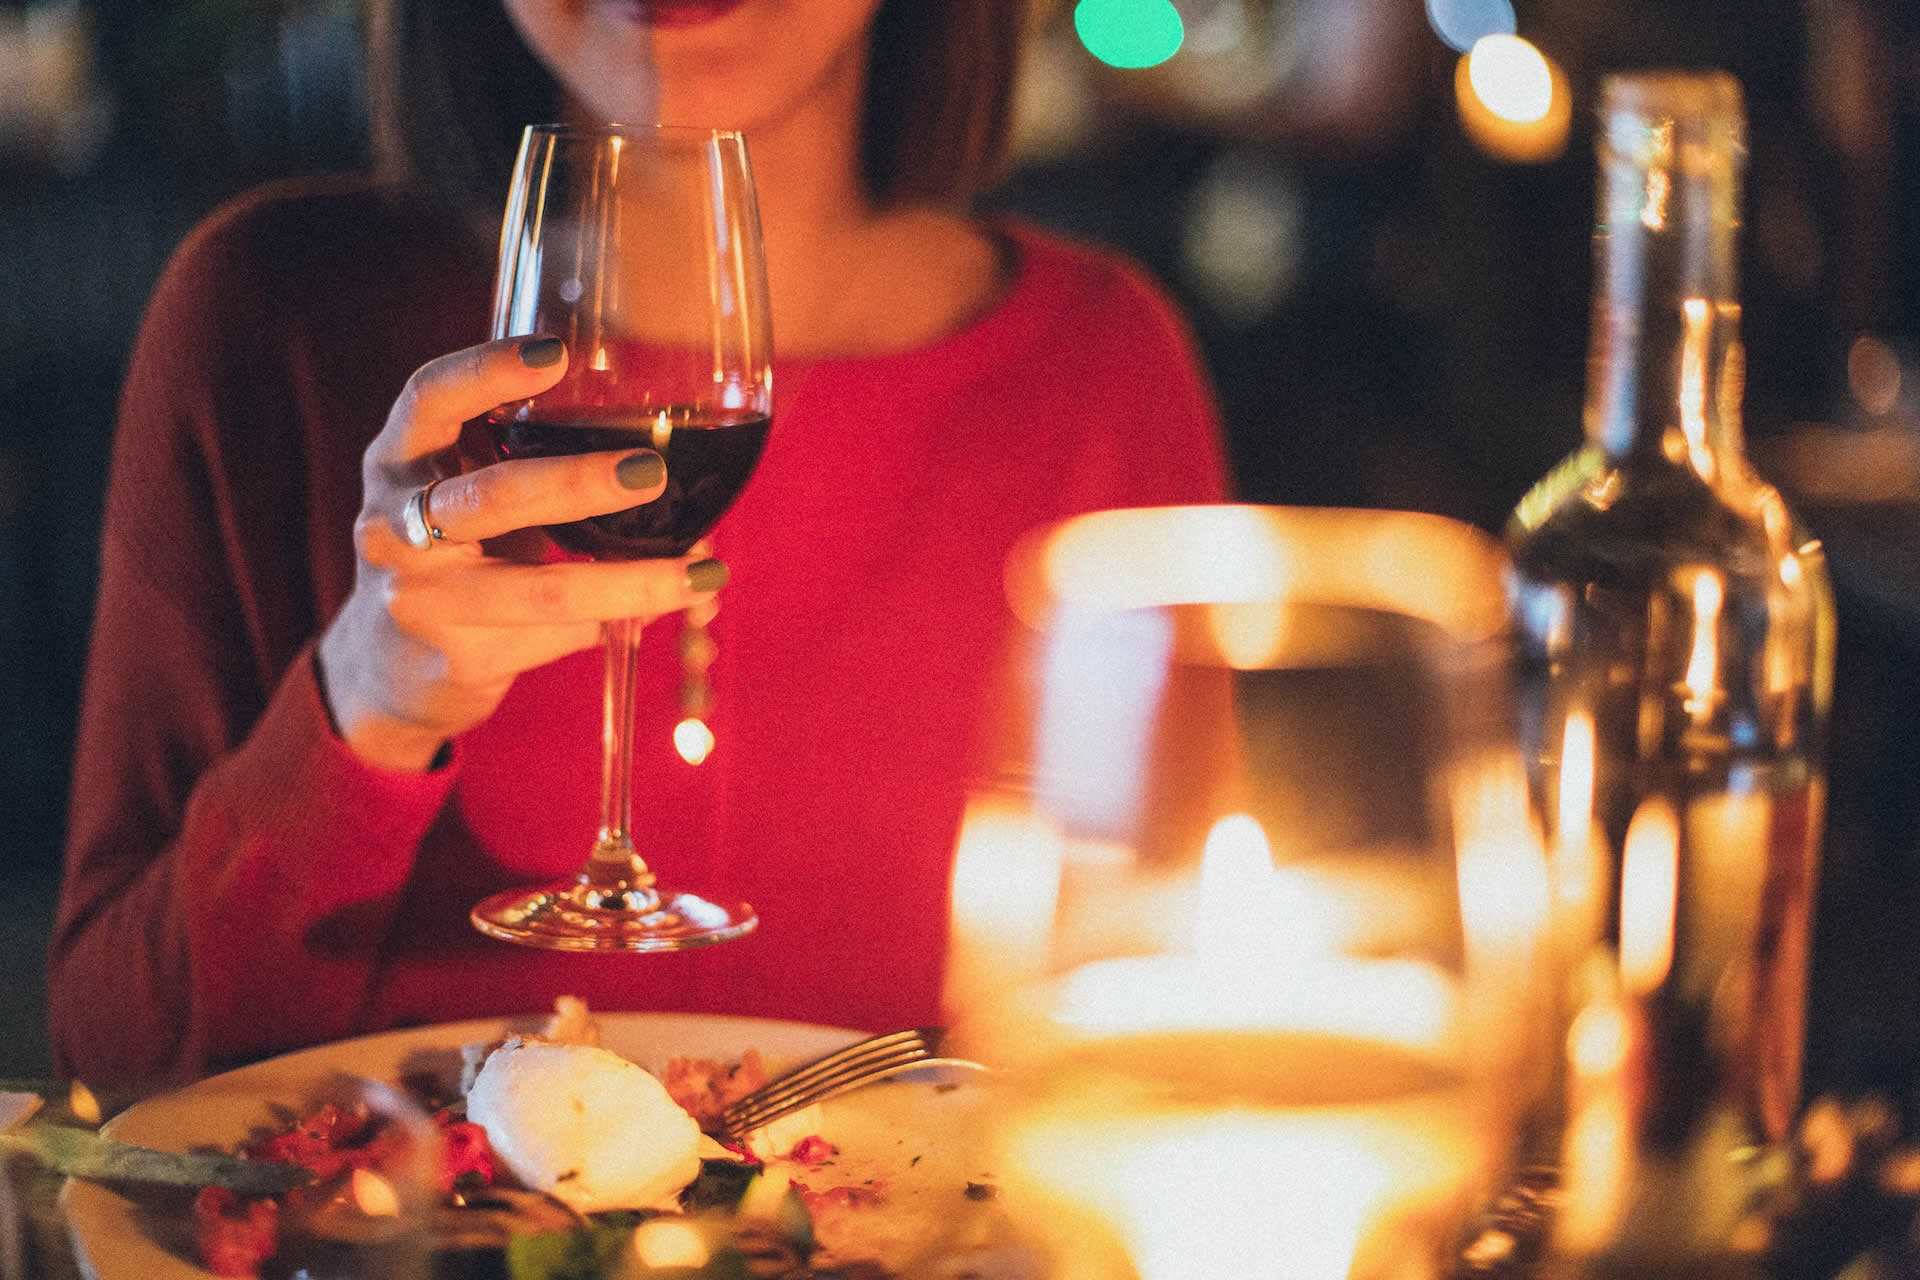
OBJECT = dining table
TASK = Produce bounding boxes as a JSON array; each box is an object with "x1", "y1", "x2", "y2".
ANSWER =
[{"x1": 8, "y1": 1065, "x2": 1920, "y2": 1280}]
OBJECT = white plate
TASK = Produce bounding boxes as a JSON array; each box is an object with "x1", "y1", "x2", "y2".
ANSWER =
[{"x1": 62, "y1": 1012, "x2": 1001, "y2": 1279}]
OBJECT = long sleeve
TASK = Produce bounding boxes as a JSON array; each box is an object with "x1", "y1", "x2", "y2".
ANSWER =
[{"x1": 48, "y1": 190, "x2": 465, "y2": 1084}]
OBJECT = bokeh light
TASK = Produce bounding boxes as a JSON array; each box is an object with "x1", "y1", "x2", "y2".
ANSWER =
[
  {"x1": 68, "y1": 1080, "x2": 101, "y2": 1126},
  {"x1": 673, "y1": 717, "x2": 715, "y2": 766},
  {"x1": 632, "y1": 1218, "x2": 711, "y2": 1269},
  {"x1": 1454, "y1": 35, "x2": 1572, "y2": 163},
  {"x1": 1425, "y1": 0, "x2": 1515, "y2": 54},
  {"x1": 1468, "y1": 34, "x2": 1553, "y2": 123},
  {"x1": 1848, "y1": 334, "x2": 1903, "y2": 416},
  {"x1": 1180, "y1": 150, "x2": 1304, "y2": 327},
  {"x1": 1074, "y1": 0, "x2": 1185, "y2": 70}
]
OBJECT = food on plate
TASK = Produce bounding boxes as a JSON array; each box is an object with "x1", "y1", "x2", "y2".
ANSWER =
[
  {"x1": 540, "y1": 995, "x2": 602, "y2": 1047},
  {"x1": 189, "y1": 1098, "x2": 492, "y2": 1276},
  {"x1": 465, "y1": 1037, "x2": 703, "y2": 1214},
  {"x1": 459, "y1": 993, "x2": 602, "y2": 1093},
  {"x1": 662, "y1": 1049, "x2": 826, "y2": 1160},
  {"x1": 156, "y1": 1003, "x2": 999, "y2": 1278},
  {"x1": 663, "y1": 1047, "x2": 767, "y2": 1129}
]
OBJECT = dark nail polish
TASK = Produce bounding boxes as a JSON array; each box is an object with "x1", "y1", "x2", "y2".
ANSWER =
[
  {"x1": 519, "y1": 337, "x2": 564, "y2": 368},
  {"x1": 686, "y1": 558, "x2": 729, "y2": 593},
  {"x1": 616, "y1": 451, "x2": 665, "y2": 490}
]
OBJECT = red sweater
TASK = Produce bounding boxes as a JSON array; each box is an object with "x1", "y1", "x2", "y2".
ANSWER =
[{"x1": 50, "y1": 178, "x2": 1227, "y2": 1083}]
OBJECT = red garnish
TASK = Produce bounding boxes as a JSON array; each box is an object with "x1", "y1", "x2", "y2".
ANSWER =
[
  {"x1": 435, "y1": 1113, "x2": 496, "y2": 1192},
  {"x1": 788, "y1": 1134, "x2": 838, "y2": 1165},
  {"x1": 194, "y1": 1098, "x2": 501, "y2": 1274},
  {"x1": 192, "y1": 1186, "x2": 279, "y2": 1278},
  {"x1": 244, "y1": 1102, "x2": 375, "y2": 1181}
]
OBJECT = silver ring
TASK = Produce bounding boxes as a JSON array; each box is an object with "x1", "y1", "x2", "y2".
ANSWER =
[{"x1": 402, "y1": 480, "x2": 449, "y2": 551}]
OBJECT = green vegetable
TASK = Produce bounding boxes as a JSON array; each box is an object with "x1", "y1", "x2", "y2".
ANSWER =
[
  {"x1": 504, "y1": 1215, "x2": 757, "y2": 1280},
  {"x1": 0, "y1": 1125, "x2": 312, "y2": 1194}
]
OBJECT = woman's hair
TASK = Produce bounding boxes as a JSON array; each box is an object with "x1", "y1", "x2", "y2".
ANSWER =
[{"x1": 367, "y1": 0, "x2": 1025, "y2": 223}]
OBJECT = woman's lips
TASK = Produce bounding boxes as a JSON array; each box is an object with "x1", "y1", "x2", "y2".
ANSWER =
[{"x1": 613, "y1": 0, "x2": 749, "y2": 27}]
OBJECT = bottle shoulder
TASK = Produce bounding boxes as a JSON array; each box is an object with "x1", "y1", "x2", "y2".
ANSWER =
[{"x1": 1506, "y1": 448, "x2": 1828, "y2": 593}]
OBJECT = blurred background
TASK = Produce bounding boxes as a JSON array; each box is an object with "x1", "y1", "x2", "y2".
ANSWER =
[{"x1": 0, "y1": 0, "x2": 1915, "y2": 1093}]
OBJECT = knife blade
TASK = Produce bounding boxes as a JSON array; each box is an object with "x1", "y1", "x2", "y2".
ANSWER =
[{"x1": 2, "y1": 1124, "x2": 313, "y2": 1195}]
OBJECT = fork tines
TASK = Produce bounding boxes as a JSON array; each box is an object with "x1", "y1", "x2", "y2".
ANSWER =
[{"x1": 717, "y1": 1027, "x2": 940, "y2": 1139}]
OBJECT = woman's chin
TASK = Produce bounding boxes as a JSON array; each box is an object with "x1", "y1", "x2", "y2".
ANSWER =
[{"x1": 605, "y1": 0, "x2": 751, "y2": 29}]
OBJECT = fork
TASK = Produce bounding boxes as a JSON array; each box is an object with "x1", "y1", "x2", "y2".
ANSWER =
[{"x1": 714, "y1": 1027, "x2": 983, "y2": 1141}]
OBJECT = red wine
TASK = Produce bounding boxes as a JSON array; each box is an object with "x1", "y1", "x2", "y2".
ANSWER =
[{"x1": 486, "y1": 405, "x2": 770, "y2": 559}]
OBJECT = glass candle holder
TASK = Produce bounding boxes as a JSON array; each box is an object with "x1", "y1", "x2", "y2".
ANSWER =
[{"x1": 947, "y1": 506, "x2": 1554, "y2": 1280}]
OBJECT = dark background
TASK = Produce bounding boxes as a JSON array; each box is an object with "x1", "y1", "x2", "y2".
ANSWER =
[{"x1": 2, "y1": 0, "x2": 1915, "y2": 1099}]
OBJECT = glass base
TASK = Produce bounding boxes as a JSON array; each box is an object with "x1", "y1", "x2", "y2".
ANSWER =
[{"x1": 470, "y1": 882, "x2": 757, "y2": 952}]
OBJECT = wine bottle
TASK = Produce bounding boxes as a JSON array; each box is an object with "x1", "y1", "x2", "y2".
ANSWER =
[{"x1": 1506, "y1": 70, "x2": 1836, "y2": 1273}]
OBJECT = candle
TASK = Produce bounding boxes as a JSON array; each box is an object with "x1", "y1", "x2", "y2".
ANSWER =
[{"x1": 978, "y1": 816, "x2": 1496, "y2": 1280}]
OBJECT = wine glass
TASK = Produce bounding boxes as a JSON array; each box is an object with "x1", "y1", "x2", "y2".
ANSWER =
[
  {"x1": 469, "y1": 123, "x2": 772, "y2": 951},
  {"x1": 944, "y1": 507, "x2": 1557, "y2": 1280}
]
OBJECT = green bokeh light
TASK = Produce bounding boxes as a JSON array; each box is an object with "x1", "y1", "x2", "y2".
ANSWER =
[{"x1": 1074, "y1": 0, "x2": 1185, "y2": 70}]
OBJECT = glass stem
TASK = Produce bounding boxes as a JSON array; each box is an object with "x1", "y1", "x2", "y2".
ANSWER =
[{"x1": 587, "y1": 616, "x2": 657, "y2": 899}]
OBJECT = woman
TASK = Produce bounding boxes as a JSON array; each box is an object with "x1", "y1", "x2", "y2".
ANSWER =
[{"x1": 50, "y1": 0, "x2": 1227, "y2": 1082}]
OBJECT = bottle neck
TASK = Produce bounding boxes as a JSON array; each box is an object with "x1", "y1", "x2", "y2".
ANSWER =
[{"x1": 1583, "y1": 78, "x2": 1748, "y2": 475}]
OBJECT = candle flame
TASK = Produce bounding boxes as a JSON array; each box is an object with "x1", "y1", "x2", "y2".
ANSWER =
[
  {"x1": 1567, "y1": 1001, "x2": 1630, "y2": 1079},
  {"x1": 1052, "y1": 821, "x2": 1451, "y2": 1051},
  {"x1": 1452, "y1": 754, "x2": 1551, "y2": 960},
  {"x1": 1195, "y1": 815, "x2": 1314, "y2": 967},
  {"x1": 1554, "y1": 710, "x2": 1600, "y2": 921},
  {"x1": 1451, "y1": 754, "x2": 1552, "y2": 1068},
  {"x1": 946, "y1": 794, "x2": 1065, "y2": 1010},
  {"x1": 1682, "y1": 567, "x2": 1724, "y2": 720},
  {"x1": 1619, "y1": 798, "x2": 1680, "y2": 994}
]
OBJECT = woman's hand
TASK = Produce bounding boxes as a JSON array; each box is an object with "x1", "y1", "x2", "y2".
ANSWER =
[{"x1": 316, "y1": 336, "x2": 725, "y2": 772}]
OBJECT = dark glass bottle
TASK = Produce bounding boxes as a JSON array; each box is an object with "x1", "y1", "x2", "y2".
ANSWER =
[{"x1": 1507, "y1": 70, "x2": 1836, "y2": 1273}]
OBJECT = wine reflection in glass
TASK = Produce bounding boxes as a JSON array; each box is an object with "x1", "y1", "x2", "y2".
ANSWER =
[{"x1": 469, "y1": 124, "x2": 772, "y2": 951}]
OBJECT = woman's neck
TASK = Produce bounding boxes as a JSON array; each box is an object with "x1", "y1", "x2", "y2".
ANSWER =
[
  {"x1": 748, "y1": 108, "x2": 1007, "y2": 359},
  {"x1": 730, "y1": 53, "x2": 897, "y2": 356}
]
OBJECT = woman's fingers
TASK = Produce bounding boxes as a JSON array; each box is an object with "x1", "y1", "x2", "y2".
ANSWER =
[
  {"x1": 392, "y1": 554, "x2": 728, "y2": 630},
  {"x1": 406, "y1": 446, "x2": 667, "y2": 547},
  {"x1": 436, "y1": 622, "x2": 607, "y2": 690},
  {"x1": 376, "y1": 336, "x2": 568, "y2": 463}
]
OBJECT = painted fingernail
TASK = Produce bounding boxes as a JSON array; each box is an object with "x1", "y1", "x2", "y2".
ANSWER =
[
  {"x1": 616, "y1": 451, "x2": 665, "y2": 490},
  {"x1": 686, "y1": 558, "x2": 729, "y2": 593},
  {"x1": 519, "y1": 336, "x2": 564, "y2": 367}
]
